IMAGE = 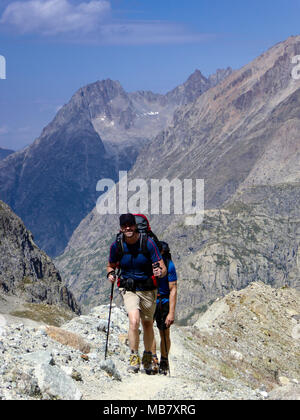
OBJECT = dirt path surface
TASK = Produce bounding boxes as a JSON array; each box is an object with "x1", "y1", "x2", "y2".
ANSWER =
[{"x1": 92, "y1": 326, "x2": 209, "y2": 401}]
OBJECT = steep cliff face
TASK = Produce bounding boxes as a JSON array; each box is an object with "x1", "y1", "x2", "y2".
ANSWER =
[
  {"x1": 129, "y1": 36, "x2": 300, "y2": 208},
  {"x1": 0, "y1": 200, "x2": 80, "y2": 315}
]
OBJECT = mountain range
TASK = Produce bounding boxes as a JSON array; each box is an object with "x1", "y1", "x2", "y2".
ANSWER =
[
  {"x1": 0, "y1": 67, "x2": 232, "y2": 257},
  {"x1": 55, "y1": 35, "x2": 300, "y2": 320}
]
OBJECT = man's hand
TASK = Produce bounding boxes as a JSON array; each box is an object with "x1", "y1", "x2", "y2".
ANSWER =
[
  {"x1": 107, "y1": 269, "x2": 116, "y2": 283},
  {"x1": 165, "y1": 313, "x2": 175, "y2": 328},
  {"x1": 107, "y1": 262, "x2": 118, "y2": 283},
  {"x1": 152, "y1": 262, "x2": 162, "y2": 278}
]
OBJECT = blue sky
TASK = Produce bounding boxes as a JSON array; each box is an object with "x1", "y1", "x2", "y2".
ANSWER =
[{"x1": 0, "y1": 0, "x2": 300, "y2": 150}]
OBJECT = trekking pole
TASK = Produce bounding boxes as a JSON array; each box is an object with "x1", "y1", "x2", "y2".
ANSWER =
[
  {"x1": 105, "y1": 279, "x2": 115, "y2": 360},
  {"x1": 153, "y1": 261, "x2": 171, "y2": 377},
  {"x1": 161, "y1": 300, "x2": 171, "y2": 377}
]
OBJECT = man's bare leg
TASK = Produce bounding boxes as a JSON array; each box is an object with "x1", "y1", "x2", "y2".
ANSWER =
[{"x1": 128, "y1": 309, "x2": 140, "y2": 351}]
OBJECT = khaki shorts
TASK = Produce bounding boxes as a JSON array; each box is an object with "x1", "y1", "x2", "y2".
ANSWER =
[{"x1": 120, "y1": 289, "x2": 157, "y2": 321}]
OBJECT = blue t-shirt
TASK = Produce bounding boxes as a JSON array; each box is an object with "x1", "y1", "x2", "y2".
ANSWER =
[
  {"x1": 109, "y1": 237, "x2": 162, "y2": 289},
  {"x1": 157, "y1": 259, "x2": 177, "y2": 304}
]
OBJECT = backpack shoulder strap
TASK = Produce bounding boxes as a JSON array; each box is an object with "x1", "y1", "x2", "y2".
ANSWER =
[
  {"x1": 140, "y1": 232, "x2": 149, "y2": 257},
  {"x1": 116, "y1": 232, "x2": 125, "y2": 260},
  {"x1": 163, "y1": 253, "x2": 172, "y2": 271}
]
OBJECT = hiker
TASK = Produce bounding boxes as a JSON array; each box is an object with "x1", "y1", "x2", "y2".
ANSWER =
[
  {"x1": 151, "y1": 241, "x2": 177, "y2": 375},
  {"x1": 107, "y1": 213, "x2": 167, "y2": 374}
]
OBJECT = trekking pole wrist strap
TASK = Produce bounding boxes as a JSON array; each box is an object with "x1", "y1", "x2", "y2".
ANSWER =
[{"x1": 107, "y1": 270, "x2": 116, "y2": 278}]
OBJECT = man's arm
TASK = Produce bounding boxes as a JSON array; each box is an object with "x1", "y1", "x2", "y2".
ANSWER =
[
  {"x1": 165, "y1": 281, "x2": 177, "y2": 327},
  {"x1": 147, "y1": 238, "x2": 167, "y2": 278},
  {"x1": 107, "y1": 242, "x2": 119, "y2": 283}
]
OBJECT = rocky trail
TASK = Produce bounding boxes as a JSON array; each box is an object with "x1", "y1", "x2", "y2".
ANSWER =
[
  {"x1": 98, "y1": 325, "x2": 209, "y2": 401},
  {"x1": 0, "y1": 282, "x2": 299, "y2": 400}
]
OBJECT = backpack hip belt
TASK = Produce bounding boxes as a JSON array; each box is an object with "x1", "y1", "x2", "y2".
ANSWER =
[{"x1": 118, "y1": 276, "x2": 157, "y2": 292}]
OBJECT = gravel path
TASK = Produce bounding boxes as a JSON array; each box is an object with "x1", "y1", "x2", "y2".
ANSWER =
[{"x1": 1, "y1": 282, "x2": 299, "y2": 400}]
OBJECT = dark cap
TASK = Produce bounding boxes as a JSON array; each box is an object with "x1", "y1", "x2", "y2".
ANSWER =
[{"x1": 119, "y1": 213, "x2": 136, "y2": 227}]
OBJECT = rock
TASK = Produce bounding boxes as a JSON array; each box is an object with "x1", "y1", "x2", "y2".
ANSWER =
[
  {"x1": 230, "y1": 350, "x2": 244, "y2": 361},
  {"x1": 21, "y1": 350, "x2": 55, "y2": 366},
  {"x1": 60, "y1": 366, "x2": 82, "y2": 382},
  {"x1": 268, "y1": 384, "x2": 300, "y2": 400},
  {"x1": 118, "y1": 334, "x2": 129, "y2": 347},
  {"x1": 71, "y1": 370, "x2": 83, "y2": 382},
  {"x1": 291, "y1": 325, "x2": 300, "y2": 340},
  {"x1": 97, "y1": 320, "x2": 108, "y2": 332},
  {"x1": 46, "y1": 326, "x2": 90, "y2": 353},
  {"x1": 194, "y1": 300, "x2": 230, "y2": 331},
  {"x1": 279, "y1": 376, "x2": 291, "y2": 386},
  {"x1": 34, "y1": 364, "x2": 82, "y2": 400},
  {"x1": 258, "y1": 391, "x2": 269, "y2": 399},
  {"x1": 0, "y1": 315, "x2": 6, "y2": 338},
  {"x1": 99, "y1": 360, "x2": 122, "y2": 381}
]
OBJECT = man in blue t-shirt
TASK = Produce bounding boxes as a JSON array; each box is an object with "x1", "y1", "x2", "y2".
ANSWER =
[
  {"x1": 107, "y1": 213, "x2": 167, "y2": 375},
  {"x1": 151, "y1": 241, "x2": 177, "y2": 375}
]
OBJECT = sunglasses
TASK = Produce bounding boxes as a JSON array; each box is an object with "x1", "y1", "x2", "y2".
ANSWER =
[{"x1": 121, "y1": 224, "x2": 136, "y2": 229}]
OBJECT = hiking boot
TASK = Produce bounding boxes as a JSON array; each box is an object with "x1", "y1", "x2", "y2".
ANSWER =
[
  {"x1": 152, "y1": 355, "x2": 159, "y2": 375},
  {"x1": 159, "y1": 358, "x2": 169, "y2": 375},
  {"x1": 127, "y1": 353, "x2": 141, "y2": 373},
  {"x1": 142, "y1": 351, "x2": 154, "y2": 375}
]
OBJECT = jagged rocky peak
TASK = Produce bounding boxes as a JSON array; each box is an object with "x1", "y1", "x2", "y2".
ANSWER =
[
  {"x1": 208, "y1": 67, "x2": 233, "y2": 86},
  {"x1": 0, "y1": 200, "x2": 80, "y2": 315},
  {"x1": 166, "y1": 69, "x2": 209, "y2": 105},
  {"x1": 166, "y1": 67, "x2": 233, "y2": 105},
  {"x1": 74, "y1": 78, "x2": 135, "y2": 129},
  {"x1": 75, "y1": 78, "x2": 127, "y2": 108},
  {"x1": 187, "y1": 68, "x2": 208, "y2": 83}
]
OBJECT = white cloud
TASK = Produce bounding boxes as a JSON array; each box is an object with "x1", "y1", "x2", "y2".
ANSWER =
[
  {"x1": 98, "y1": 21, "x2": 213, "y2": 46},
  {"x1": 0, "y1": 0, "x2": 111, "y2": 35},
  {"x1": 0, "y1": 0, "x2": 212, "y2": 45}
]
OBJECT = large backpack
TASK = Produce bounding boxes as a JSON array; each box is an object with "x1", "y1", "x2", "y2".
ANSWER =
[
  {"x1": 115, "y1": 214, "x2": 161, "y2": 261},
  {"x1": 160, "y1": 241, "x2": 172, "y2": 272}
]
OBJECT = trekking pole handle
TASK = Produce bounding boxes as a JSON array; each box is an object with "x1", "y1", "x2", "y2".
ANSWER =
[
  {"x1": 152, "y1": 262, "x2": 162, "y2": 278},
  {"x1": 107, "y1": 270, "x2": 117, "y2": 283}
]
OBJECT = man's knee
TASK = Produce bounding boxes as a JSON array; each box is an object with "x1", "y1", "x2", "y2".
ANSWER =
[
  {"x1": 160, "y1": 328, "x2": 170, "y2": 338},
  {"x1": 142, "y1": 319, "x2": 153, "y2": 329},
  {"x1": 129, "y1": 312, "x2": 140, "y2": 330}
]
